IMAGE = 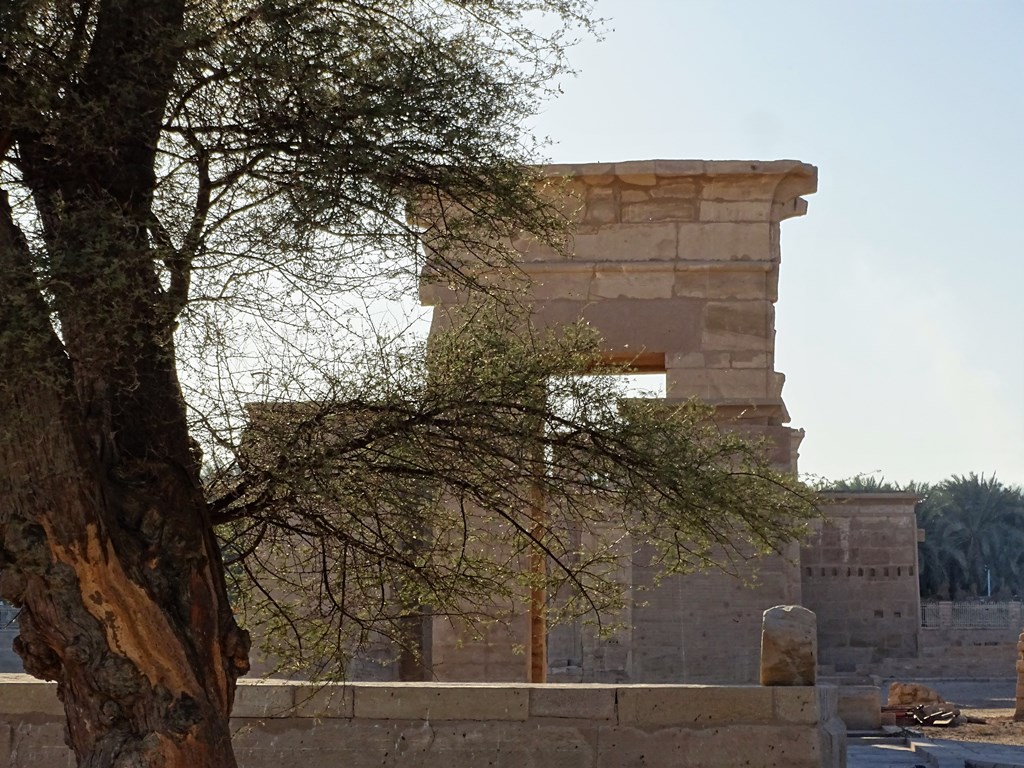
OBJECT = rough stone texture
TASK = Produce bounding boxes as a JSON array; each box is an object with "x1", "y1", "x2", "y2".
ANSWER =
[
  {"x1": 836, "y1": 686, "x2": 881, "y2": 731},
  {"x1": 760, "y1": 606, "x2": 817, "y2": 686},
  {"x1": 0, "y1": 677, "x2": 844, "y2": 768},
  {"x1": 887, "y1": 681, "x2": 946, "y2": 707}
]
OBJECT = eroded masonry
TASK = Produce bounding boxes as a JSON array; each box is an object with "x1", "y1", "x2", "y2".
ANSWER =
[{"x1": 416, "y1": 160, "x2": 922, "y2": 684}]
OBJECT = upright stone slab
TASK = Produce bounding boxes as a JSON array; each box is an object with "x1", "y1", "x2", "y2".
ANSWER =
[{"x1": 761, "y1": 605, "x2": 817, "y2": 686}]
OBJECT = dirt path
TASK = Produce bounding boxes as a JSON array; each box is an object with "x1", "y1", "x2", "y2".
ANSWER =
[{"x1": 917, "y1": 707, "x2": 1024, "y2": 746}]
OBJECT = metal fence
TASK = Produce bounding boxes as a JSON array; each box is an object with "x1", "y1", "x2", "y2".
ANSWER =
[{"x1": 921, "y1": 601, "x2": 1021, "y2": 629}]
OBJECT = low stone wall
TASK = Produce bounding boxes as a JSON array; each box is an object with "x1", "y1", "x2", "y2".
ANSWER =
[
  {"x1": 0, "y1": 676, "x2": 845, "y2": 768},
  {"x1": 869, "y1": 628, "x2": 1018, "y2": 679}
]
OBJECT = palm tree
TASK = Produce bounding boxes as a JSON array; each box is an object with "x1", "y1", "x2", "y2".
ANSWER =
[{"x1": 917, "y1": 474, "x2": 1024, "y2": 599}]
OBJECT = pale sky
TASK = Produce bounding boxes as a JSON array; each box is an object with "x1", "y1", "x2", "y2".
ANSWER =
[{"x1": 528, "y1": 0, "x2": 1024, "y2": 488}]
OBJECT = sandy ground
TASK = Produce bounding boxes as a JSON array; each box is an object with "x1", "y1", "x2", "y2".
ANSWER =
[
  {"x1": 887, "y1": 679, "x2": 1024, "y2": 746},
  {"x1": 918, "y1": 707, "x2": 1024, "y2": 746}
]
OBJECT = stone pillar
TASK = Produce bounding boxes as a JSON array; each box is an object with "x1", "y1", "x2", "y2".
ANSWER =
[{"x1": 1015, "y1": 631, "x2": 1024, "y2": 721}]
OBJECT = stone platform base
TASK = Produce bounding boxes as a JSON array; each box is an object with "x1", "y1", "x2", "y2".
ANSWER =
[{"x1": 0, "y1": 675, "x2": 845, "y2": 767}]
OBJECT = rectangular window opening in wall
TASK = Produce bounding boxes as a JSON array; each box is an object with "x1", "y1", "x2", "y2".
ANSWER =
[
  {"x1": 550, "y1": 372, "x2": 667, "y2": 420},
  {"x1": 617, "y1": 372, "x2": 668, "y2": 398},
  {"x1": 874, "y1": 609, "x2": 884, "y2": 618}
]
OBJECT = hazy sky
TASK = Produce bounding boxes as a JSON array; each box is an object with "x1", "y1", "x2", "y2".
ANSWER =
[{"x1": 527, "y1": 0, "x2": 1024, "y2": 488}]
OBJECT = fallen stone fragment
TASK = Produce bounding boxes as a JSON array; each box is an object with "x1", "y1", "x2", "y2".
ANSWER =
[{"x1": 888, "y1": 682, "x2": 948, "y2": 707}]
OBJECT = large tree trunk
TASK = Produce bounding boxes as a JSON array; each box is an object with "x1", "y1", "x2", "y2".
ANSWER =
[
  {"x1": 0, "y1": 2, "x2": 249, "y2": 765},
  {"x1": 0, "y1": 195, "x2": 246, "y2": 767}
]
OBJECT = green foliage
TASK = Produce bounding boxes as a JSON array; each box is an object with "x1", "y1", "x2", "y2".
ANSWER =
[
  {"x1": 215, "y1": 305, "x2": 817, "y2": 676},
  {"x1": 818, "y1": 473, "x2": 930, "y2": 495},
  {"x1": 916, "y1": 474, "x2": 1024, "y2": 600},
  {"x1": 820, "y1": 474, "x2": 904, "y2": 493}
]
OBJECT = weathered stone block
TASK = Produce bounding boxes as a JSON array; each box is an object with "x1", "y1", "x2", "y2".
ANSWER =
[
  {"x1": 615, "y1": 161, "x2": 658, "y2": 186},
  {"x1": 836, "y1": 685, "x2": 881, "y2": 730},
  {"x1": 353, "y1": 683, "x2": 529, "y2": 721},
  {"x1": 622, "y1": 200, "x2": 697, "y2": 223},
  {"x1": 620, "y1": 190, "x2": 650, "y2": 203},
  {"x1": 529, "y1": 684, "x2": 616, "y2": 720},
  {"x1": 617, "y1": 685, "x2": 773, "y2": 727},
  {"x1": 672, "y1": 267, "x2": 773, "y2": 301},
  {"x1": 704, "y1": 301, "x2": 770, "y2": 337},
  {"x1": 592, "y1": 269, "x2": 673, "y2": 300},
  {"x1": 887, "y1": 681, "x2": 944, "y2": 707},
  {"x1": 649, "y1": 180, "x2": 699, "y2": 199},
  {"x1": 594, "y1": 725, "x2": 696, "y2": 768},
  {"x1": 665, "y1": 351, "x2": 706, "y2": 369},
  {"x1": 760, "y1": 606, "x2": 817, "y2": 686},
  {"x1": 677, "y1": 222, "x2": 772, "y2": 262},
  {"x1": 731, "y1": 351, "x2": 771, "y2": 369},
  {"x1": 818, "y1": 712, "x2": 847, "y2": 768},
  {"x1": 525, "y1": 270, "x2": 593, "y2": 300},
  {"x1": 510, "y1": 235, "x2": 562, "y2": 262},
  {"x1": 583, "y1": 198, "x2": 619, "y2": 225},
  {"x1": 652, "y1": 159, "x2": 708, "y2": 176},
  {"x1": 700, "y1": 176, "x2": 780, "y2": 201},
  {"x1": 10, "y1": 722, "x2": 73, "y2": 768},
  {"x1": 233, "y1": 680, "x2": 296, "y2": 717},
  {"x1": 569, "y1": 223, "x2": 677, "y2": 262},
  {"x1": 291, "y1": 684, "x2": 354, "y2": 719},
  {"x1": 574, "y1": 163, "x2": 616, "y2": 185},
  {"x1": 772, "y1": 687, "x2": 819, "y2": 725},
  {"x1": 0, "y1": 677, "x2": 61, "y2": 715},
  {"x1": 666, "y1": 368, "x2": 768, "y2": 401},
  {"x1": 699, "y1": 200, "x2": 774, "y2": 223},
  {"x1": 600, "y1": 724, "x2": 821, "y2": 768}
]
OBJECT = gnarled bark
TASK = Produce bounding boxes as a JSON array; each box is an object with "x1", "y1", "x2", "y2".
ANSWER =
[{"x1": 0, "y1": 1, "x2": 249, "y2": 764}]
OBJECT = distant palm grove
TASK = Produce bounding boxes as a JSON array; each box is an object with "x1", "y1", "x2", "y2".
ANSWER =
[{"x1": 826, "y1": 474, "x2": 1024, "y2": 601}]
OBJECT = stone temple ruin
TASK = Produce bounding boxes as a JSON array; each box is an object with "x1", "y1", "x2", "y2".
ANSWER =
[
  {"x1": 416, "y1": 159, "x2": 923, "y2": 685},
  {"x1": 0, "y1": 162, "x2": 987, "y2": 767},
  {"x1": 0, "y1": 159, "x2": 926, "y2": 688}
]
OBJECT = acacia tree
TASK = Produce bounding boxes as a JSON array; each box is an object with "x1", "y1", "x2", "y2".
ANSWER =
[{"x1": 1, "y1": 2, "x2": 815, "y2": 766}]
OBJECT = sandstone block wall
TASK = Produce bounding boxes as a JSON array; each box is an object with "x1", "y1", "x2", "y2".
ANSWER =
[
  {"x1": 423, "y1": 160, "x2": 816, "y2": 424},
  {"x1": 801, "y1": 493, "x2": 921, "y2": 673},
  {"x1": 0, "y1": 676, "x2": 845, "y2": 768},
  {"x1": 876, "y1": 627, "x2": 1019, "y2": 679},
  {"x1": 420, "y1": 160, "x2": 817, "y2": 685}
]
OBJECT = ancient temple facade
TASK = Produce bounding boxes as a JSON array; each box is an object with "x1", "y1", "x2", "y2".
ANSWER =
[{"x1": 421, "y1": 160, "x2": 824, "y2": 683}]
